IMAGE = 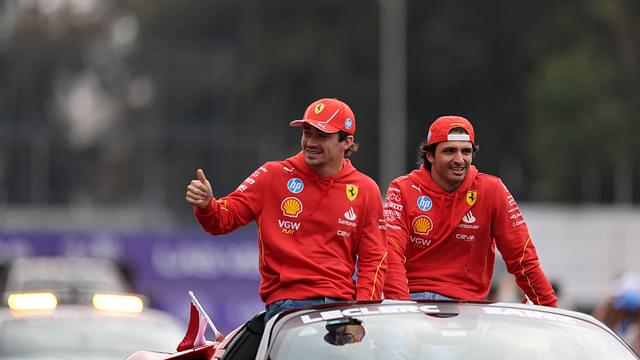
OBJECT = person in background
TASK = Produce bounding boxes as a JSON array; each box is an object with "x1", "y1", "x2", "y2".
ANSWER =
[
  {"x1": 593, "y1": 272, "x2": 640, "y2": 352},
  {"x1": 186, "y1": 98, "x2": 387, "y2": 321},
  {"x1": 382, "y1": 115, "x2": 557, "y2": 307}
]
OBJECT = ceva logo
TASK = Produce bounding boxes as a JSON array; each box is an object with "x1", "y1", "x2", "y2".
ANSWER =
[{"x1": 287, "y1": 178, "x2": 304, "y2": 193}]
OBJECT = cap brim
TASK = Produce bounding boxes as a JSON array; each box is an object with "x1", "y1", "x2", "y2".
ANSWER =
[{"x1": 289, "y1": 119, "x2": 340, "y2": 133}]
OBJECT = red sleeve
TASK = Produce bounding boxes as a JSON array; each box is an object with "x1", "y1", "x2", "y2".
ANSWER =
[
  {"x1": 355, "y1": 183, "x2": 388, "y2": 301},
  {"x1": 492, "y1": 180, "x2": 558, "y2": 307},
  {"x1": 381, "y1": 180, "x2": 410, "y2": 300},
  {"x1": 194, "y1": 164, "x2": 271, "y2": 235}
]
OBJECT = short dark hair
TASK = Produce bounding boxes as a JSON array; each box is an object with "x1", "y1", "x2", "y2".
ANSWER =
[
  {"x1": 417, "y1": 127, "x2": 479, "y2": 170},
  {"x1": 338, "y1": 131, "x2": 359, "y2": 157}
]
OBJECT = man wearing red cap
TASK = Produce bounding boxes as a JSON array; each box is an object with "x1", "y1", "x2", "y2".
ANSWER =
[
  {"x1": 383, "y1": 115, "x2": 557, "y2": 307},
  {"x1": 186, "y1": 98, "x2": 387, "y2": 320}
]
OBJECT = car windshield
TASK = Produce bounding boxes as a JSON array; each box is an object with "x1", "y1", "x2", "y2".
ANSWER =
[
  {"x1": 269, "y1": 303, "x2": 638, "y2": 360},
  {"x1": 0, "y1": 314, "x2": 185, "y2": 358}
]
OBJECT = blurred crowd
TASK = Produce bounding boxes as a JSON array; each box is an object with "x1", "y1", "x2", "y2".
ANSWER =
[{"x1": 593, "y1": 272, "x2": 640, "y2": 353}]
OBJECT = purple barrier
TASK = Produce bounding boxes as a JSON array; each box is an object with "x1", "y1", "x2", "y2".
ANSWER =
[{"x1": 0, "y1": 228, "x2": 263, "y2": 334}]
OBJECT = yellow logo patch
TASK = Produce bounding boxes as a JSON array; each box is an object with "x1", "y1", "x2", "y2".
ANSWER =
[
  {"x1": 314, "y1": 102, "x2": 325, "y2": 114},
  {"x1": 466, "y1": 190, "x2": 478, "y2": 206},
  {"x1": 346, "y1": 184, "x2": 359, "y2": 201},
  {"x1": 412, "y1": 215, "x2": 433, "y2": 235},
  {"x1": 281, "y1": 197, "x2": 303, "y2": 218}
]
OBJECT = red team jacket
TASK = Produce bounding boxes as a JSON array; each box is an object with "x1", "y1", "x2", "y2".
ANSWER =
[
  {"x1": 195, "y1": 152, "x2": 387, "y2": 305},
  {"x1": 383, "y1": 165, "x2": 557, "y2": 307}
]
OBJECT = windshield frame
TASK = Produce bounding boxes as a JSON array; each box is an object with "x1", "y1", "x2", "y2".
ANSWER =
[{"x1": 261, "y1": 301, "x2": 639, "y2": 360}]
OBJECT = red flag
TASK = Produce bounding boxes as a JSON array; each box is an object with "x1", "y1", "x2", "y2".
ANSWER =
[{"x1": 176, "y1": 303, "x2": 208, "y2": 351}]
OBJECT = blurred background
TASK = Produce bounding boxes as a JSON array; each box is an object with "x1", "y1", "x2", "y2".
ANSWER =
[{"x1": 0, "y1": 0, "x2": 639, "y2": 336}]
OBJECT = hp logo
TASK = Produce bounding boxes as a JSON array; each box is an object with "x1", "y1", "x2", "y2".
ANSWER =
[
  {"x1": 417, "y1": 196, "x2": 432, "y2": 211},
  {"x1": 287, "y1": 178, "x2": 304, "y2": 193}
]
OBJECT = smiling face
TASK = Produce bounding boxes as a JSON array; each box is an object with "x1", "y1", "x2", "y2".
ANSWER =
[
  {"x1": 301, "y1": 124, "x2": 353, "y2": 177},
  {"x1": 426, "y1": 140, "x2": 474, "y2": 192}
]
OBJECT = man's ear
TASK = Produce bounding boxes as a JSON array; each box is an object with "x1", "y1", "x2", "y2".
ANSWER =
[
  {"x1": 342, "y1": 135, "x2": 354, "y2": 149},
  {"x1": 426, "y1": 150, "x2": 435, "y2": 164}
]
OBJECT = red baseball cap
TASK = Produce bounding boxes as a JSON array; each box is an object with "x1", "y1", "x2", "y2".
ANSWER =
[
  {"x1": 426, "y1": 115, "x2": 475, "y2": 145},
  {"x1": 289, "y1": 98, "x2": 356, "y2": 135}
]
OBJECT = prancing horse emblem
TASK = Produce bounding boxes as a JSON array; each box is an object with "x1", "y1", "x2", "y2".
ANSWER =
[{"x1": 346, "y1": 184, "x2": 359, "y2": 202}]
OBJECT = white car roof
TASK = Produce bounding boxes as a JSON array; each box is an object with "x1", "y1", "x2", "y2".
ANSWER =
[{"x1": 4, "y1": 256, "x2": 129, "y2": 293}]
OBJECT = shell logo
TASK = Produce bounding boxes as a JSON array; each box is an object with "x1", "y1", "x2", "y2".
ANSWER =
[
  {"x1": 281, "y1": 197, "x2": 303, "y2": 218},
  {"x1": 412, "y1": 215, "x2": 433, "y2": 235}
]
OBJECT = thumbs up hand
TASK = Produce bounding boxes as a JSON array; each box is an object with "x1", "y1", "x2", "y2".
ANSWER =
[{"x1": 186, "y1": 168, "x2": 214, "y2": 209}]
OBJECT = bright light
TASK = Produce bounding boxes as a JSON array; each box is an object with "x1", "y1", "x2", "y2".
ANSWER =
[
  {"x1": 8, "y1": 292, "x2": 58, "y2": 310},
  {"x1": 92, "y1": 293, "x2": 144, "y2": 313}
]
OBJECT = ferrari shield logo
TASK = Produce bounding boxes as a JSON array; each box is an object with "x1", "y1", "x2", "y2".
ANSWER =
[
  {"x1": 314, "y1": 102, "x2": 325, "y2": 114},
  {"x1": 466, "y1": 190, "x2": 478, "y2": 206},
  {"x1": 346, "y1": 184, "x2": 359, "y2": 201}
]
